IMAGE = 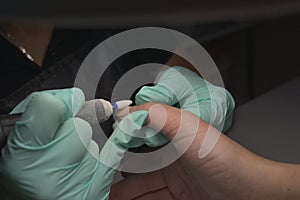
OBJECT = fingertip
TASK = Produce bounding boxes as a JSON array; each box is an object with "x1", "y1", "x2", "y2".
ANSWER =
[{"x1": 115, "y1": 106, "x2": 130, "y2": 119}]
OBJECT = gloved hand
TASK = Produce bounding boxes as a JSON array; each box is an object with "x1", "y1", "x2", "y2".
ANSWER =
[
  {"x1": 136, "y1": 66, "x2": 235, "y2": 132},
  {"x1": 0, "y1": 88, "x2": 151, "y2": 200}
]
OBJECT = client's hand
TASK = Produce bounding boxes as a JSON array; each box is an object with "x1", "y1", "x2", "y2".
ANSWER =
[{"x1": 110, "y1": 103, "x2": 299, "y2": 200}]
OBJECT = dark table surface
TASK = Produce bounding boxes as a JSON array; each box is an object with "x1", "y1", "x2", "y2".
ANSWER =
[{"x1": 228, "y1": 77, "x2": 300, "y2": 163}]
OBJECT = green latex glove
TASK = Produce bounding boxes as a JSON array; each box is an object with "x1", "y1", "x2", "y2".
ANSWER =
[
  {"x1": 99, "y1": 111, "x2": 161, "y2": 171},
  {"x1": 136, "y1": 66, "x2": 235, "y2": 132},
  {"x1": 0, "y1": 88, "x2": 149, "y2": 200}
]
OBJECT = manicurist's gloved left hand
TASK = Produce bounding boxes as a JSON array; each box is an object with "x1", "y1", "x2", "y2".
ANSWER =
[
  {"x1": 136, "y1": 66, "x2": 235, "y2": 132},
  {"x1": 0, "y1": 88, "x2": 148, "y2": 200}
]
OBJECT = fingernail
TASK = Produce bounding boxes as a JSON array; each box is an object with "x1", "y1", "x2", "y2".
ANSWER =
[{"x1": 115, "y1": 106, "x2": 130, "y2": 119}]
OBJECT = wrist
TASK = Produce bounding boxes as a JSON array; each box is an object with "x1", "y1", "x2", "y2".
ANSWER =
[{"x1": 242, "y1": 155, "x2": 300, "y2": 199}]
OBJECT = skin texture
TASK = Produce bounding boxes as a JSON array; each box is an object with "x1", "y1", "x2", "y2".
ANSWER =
[{"x1": 110, "y1": 103, "x2": 300, "y2": 200}]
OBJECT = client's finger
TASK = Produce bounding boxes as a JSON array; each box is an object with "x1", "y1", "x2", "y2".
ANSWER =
[{"x1": 129, "y1": 103, "x2": 201, "y2": 140}]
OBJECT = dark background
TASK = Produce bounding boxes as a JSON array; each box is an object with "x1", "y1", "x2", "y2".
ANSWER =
[
  {"x1": 2, "y1": 0, "x2": 299, "y2": 106},
  {"x1": 1, "y1": 1, "x2": 300, "y2": 162}
]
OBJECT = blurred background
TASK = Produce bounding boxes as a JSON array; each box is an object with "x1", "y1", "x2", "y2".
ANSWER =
[{"x1": 1, "y1": 0, "x2": 300, "y2": 105}]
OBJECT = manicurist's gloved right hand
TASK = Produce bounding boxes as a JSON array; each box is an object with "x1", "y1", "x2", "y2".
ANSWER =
[{"x1": 0, "y1": 88, "x2": 115, "y2": 200}]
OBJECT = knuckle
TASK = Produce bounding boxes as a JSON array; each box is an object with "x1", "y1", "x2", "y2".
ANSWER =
[
  {"x1": 25, "y1": 93, "x2": 66, "y2": 121},
  {"x1": 31, "y1": 93, "x2": 66, "y2": 116}
]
